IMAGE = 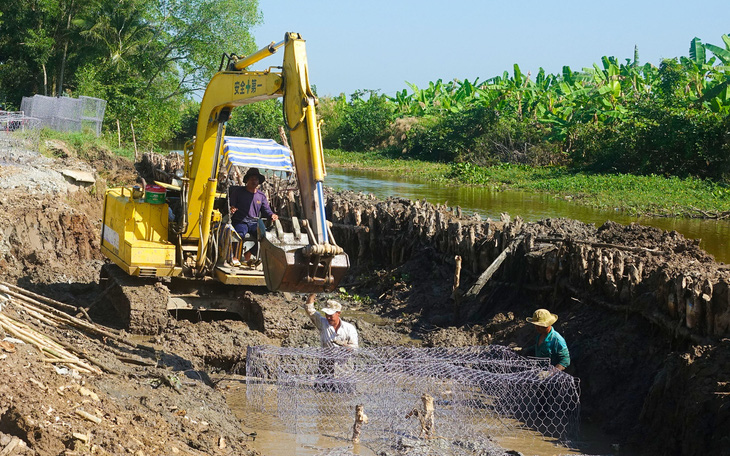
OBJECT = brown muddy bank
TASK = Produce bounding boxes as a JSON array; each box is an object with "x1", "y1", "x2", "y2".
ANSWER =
[
  {"x1": 0, "y1": 146, "x2": 728, "y2": 455},
  {"x1": 319, "y1": 190, "x2": 730, "y2": 455}
]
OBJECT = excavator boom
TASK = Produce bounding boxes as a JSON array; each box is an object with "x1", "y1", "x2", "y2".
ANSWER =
[{"x1": 184, "y1": 32, "x2": 348, "y2": 291}]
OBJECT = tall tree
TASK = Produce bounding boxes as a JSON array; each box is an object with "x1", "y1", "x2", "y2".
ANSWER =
[{"x1": 1, "y1": 0, "x2": 261, "y2": 142}]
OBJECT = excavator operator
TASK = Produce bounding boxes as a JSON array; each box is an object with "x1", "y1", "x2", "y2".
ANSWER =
[{"x1": 229, "y1": 167, "x2": 279, "y2": 266}]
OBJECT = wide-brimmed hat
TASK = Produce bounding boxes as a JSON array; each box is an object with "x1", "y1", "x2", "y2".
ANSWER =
[
  {"x1": 243, "y1": 167, "x2": 265, "y2": 184},
  {"x1": 526, "y1": 309, "x2": 558, "y2": 327},
  {"x1": 321, "y1": 299, "x2": 342, "y2": 315}
]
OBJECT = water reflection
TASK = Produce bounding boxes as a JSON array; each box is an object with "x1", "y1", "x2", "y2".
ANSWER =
[
  {"x1": 325, "y1": 168, "x2": 730, "y2": 264},
  {"x1": 223, "y1": 379, "x2": 610, "y2": 456}
]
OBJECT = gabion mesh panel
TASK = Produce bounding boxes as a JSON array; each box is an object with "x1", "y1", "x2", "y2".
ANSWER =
[
  {"x1": 0, "y1": 111, "x2": 42, "y2": 150},
  {"x1": 19, "y1": 95, "x2": 105, "y2": 136},
  {"x1": 246, "y1": 345, "x2": 580, "y2": 455}
]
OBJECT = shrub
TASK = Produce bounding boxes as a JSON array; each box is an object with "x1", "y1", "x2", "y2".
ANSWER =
[
  {"x1": 318, "y1": 94, "x2": 347, "y2": 148},
  {"x1": 401, "y1": 105, "x2": 563, "y2": 166},
  {"x1": 570, "y1": 100, "x2": 730, "y2": 178},
  {"x1": 225, "y1": 99, "x2": 282, "y2": 140},
  {"x1": 330, "y1": 90, "x2": 395, "y2": 151},
  {"x1": 175, "y1": 99, "x2": 283, "y2": 142}
]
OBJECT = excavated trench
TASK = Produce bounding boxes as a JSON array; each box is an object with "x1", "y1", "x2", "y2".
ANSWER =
[{"x1": 0, "y1": 147, "x2": 728, "y2": 455}]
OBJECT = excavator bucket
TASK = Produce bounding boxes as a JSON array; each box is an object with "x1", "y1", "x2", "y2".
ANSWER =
[{"x1": 258, "y1": 219, "x2": 350, "y2": 292}]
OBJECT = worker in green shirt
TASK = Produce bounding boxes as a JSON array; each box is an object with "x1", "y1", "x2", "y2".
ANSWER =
[{"x1": 527, "y1": 308, "x2": 570, "y2": 370}]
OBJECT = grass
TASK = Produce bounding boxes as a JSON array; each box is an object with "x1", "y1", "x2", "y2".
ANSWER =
[
  {"x1": 39, "y1": 128, "x2": 136, "y2": 161},
  {"x1": 448, "y1": 162, "x2": 730, "y2": 217},
  {"x1": 325, "y1": 150, "x2": 730, "y2": 218},
  {"x1": 324, "y1": 148, "x2": 449, "y2": 181}
]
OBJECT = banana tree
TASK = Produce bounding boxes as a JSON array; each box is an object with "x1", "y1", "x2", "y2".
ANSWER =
[{"x1": 700, "y1": 35, "x2": 730, "y2": 113}]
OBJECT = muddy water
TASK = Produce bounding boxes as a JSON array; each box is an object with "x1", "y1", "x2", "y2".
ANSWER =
[
  {"x1": 325, "y1": 168, "x2": 730, "y2": 264},
  {"x1": 223, "y1": 380, "x2": 619, "y2": 456}
]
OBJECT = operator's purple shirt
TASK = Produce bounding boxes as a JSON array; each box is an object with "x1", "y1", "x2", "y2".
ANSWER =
[{"x1": 230, "y1": 187, "x2": 274, "y2": 223}]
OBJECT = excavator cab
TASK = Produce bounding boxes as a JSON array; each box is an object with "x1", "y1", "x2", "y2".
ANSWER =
[{"x1": 217, "y1": 136, "x2": 349, "y2": 292}]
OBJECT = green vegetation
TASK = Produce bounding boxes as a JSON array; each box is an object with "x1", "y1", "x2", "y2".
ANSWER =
[
  {"x1": 39, "y1": 129, "x2": 136, "y2": 161},
  {"x1": 319, "y1": 35, "x2": 730, "y2": 181},
  {"x1": 317, "y1": 35, "x2": 730, "y2": 217},
  {"x1": 0, "y1": 0, "x2": 261, "y2": 146},
  {"x1": 325, "y1": 148, "x2": 449, "y2": 180},
  {"x1": 324, "y1": 150, "x2": 730, "y2": 216},
  {"x1": 320, "y1": 90, "x2": 395, "y2": 151},
  {"x1": 447, "y1": 163, "x2": 730, "y2": 216}
]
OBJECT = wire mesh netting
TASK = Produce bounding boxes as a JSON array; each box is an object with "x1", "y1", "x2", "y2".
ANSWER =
[
  {"x1": 246, "y1": 345, "x2": 580, "y2": 456},
  {"x1": 20, "y1": 95, "x2": 106, "y2": 136},
  {"x1": 0, "y1": 111, "x2": 42, "y2": 151}
]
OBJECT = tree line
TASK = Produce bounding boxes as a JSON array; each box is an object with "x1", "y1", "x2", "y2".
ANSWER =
[
  {"x1": 3, "y1": 6, "x2": 729, "y2": 184},
  {"x1": 0, "y1": 0, "x2": 261, "y2": 144},
  {"x1": 318, "y1": 35, "x2": 730, "y2": 181}
]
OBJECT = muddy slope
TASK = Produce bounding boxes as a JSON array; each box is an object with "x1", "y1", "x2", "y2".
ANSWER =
[
  {"x1": 335, "y1": 215, "x2": 730, "y2": 456},
  {"x1": 1, "y1": 144, "x2": 729, "y2": 455}
]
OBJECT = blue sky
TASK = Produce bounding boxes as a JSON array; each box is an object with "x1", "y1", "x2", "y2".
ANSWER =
[{"x1": 252, "y1": 0, "x2": 729, "y2": 98}]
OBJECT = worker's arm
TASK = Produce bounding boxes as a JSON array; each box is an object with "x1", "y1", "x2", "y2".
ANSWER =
[
  {"x1": 302, "y1": 293, "x2": 321, "y2": 327},
  {"x1": 554, "y1": 338, "x2": 570, "y2": 370},
  {"x1": 229, "y1": 188, "x2": 243, "y2": 218},
  {"x1": 260, "y1": 193, "x2": 278, "y2": 221},
  {"x1": 333, "y1": 333, "x2": 358, "y2": 349},
  {"x1": 332, "y1": 321, "x2": 358, "y2": 349}
]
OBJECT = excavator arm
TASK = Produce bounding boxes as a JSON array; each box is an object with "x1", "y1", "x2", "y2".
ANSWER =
[{"x1": 181, "y1": 32, "x2": 348, "y2": 291}]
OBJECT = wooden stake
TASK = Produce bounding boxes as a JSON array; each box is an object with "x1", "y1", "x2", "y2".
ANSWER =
[
  {"x1": 0, "y1": 281, "x2": 78, "y2": 313},
  {"x1": 453, "y1": 255, "x2": 462, "y2": 292},
  {"x1": 535, "y1": 237, "x2": 666, "y2": 255},
  {"x1": 352, "y1": 404, "x2": 368, "y2": 443},
  {"x1": 465, "y1": 239, "x2": 520, "y2": 298},
  {"x1": 131, "y1": 121, "x2": 138, "y2": 161},
  {"x1": 116, "y1": 119, "x2": 121, "y2": 147}
]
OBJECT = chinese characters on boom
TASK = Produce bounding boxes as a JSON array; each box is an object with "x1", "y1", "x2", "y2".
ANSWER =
[{"x1": 235, "y1": 78, "x2": 263, "y2": 95}]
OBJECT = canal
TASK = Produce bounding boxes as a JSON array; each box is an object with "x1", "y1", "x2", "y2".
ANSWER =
[{"x1": 325, "y1": 167, "x2": 730, "y2": 264}]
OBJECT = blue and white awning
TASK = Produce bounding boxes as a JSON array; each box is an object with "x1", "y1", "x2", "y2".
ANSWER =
[{"x1": 221, "y1": 136, "x2": 293, "y2": 174}]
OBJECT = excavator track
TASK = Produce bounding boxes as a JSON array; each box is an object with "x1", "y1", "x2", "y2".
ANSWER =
[
  {"x1": 100, "y1": 263, "x2": 260, "y2": 334},
  {"x1": 100, "y1": 263, "x2": 170, "y2": 335}
]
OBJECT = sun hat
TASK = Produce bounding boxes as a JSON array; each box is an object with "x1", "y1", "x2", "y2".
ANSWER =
[
  {"x1": 526, "y1": 308, "x2": 558, "y2": 327},
  {"x1": 321, "y1": 299, "x2": 342, "y2": 315},
  {"x1": 243, "y1": 167, "x2": 265, "y2": 184}
]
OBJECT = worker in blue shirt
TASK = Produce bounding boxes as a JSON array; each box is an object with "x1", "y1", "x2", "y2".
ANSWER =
[
  {"x1": 229, "y1": 167, "x2": 278, "y2": 266},
  {"x1": 527, "y1": 308, "x2": 570, "y2": 370}
]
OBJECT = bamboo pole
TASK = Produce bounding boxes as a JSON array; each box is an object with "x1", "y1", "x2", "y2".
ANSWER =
[
  {"x1": 0, "y1": 281, "x2": 79, "y2": 313},
  {"x1": 0, "y1": 314, "x2": 102, "y2": 374},
  {"x1": 453, "y1": 255, "x2": 462, "y2": 292},
  {"x1": 535, "y1": 237, "x2": 666, "y2": 255},
  {"x1": 7, "y1": 290, "x2": 138, "y2": 349}
]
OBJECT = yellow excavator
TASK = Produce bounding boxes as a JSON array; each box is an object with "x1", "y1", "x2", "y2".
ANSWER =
[{"x1": 99, "y1": 33, "x2": 349, "y2": 332}]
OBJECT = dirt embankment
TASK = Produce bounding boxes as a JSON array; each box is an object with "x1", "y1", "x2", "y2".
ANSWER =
[
  {"x1": 0, "y1": 144, "x2": 262, "y2": 455},
  {"x1": 1, "y1": 143, "x2": 729, "y2": 455}
]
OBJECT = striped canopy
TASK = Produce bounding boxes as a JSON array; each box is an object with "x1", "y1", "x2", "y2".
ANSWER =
[{"x1": 221, "y1": 136, "x2": 293, "y2": 174}]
